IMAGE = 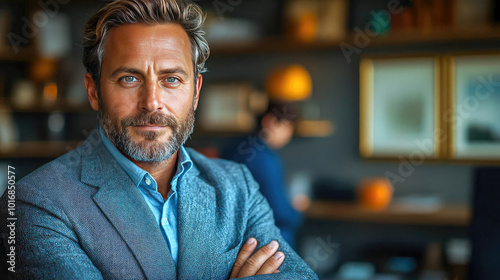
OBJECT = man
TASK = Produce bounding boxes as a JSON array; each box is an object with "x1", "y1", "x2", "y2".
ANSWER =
[{"x1": 0, "y1": 0, "x2": 318, "y2": 279}]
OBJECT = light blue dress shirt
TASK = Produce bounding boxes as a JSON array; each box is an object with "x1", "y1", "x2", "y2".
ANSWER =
[{"x1": 99, "y1": 127, "x2": 192, "y2": 265}]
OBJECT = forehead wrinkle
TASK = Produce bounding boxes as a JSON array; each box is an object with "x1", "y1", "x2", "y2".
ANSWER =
[
  {"x1": 103, "y1": 23, "x2": 194, "y2": 78},
  {"x1": 139, "y1": 35, "x2": 189, "y2": 49}
]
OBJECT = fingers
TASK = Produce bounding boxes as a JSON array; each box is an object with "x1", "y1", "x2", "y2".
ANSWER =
[
  {"x1": 229, "y1": 238, "x2": 257, "y2": 278},
  {"x1": 256, "y1": 251, "x2": 284, "y2": 275},
  {"x1": 236, "y1": 240, "x2": 281, "y2": 278}
]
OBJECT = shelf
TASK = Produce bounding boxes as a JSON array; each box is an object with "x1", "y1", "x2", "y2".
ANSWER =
[
  {"x1": 367, "y1": 26, "x2": 500, "y2": 47},
  {"x1": 210, "y1": 26, "x2": 500, "y2": 55},
  {"x1": 0, "y1": 141, "x2": 83, "y2": 158},
  {"x1": 3, "y1": 98, "x2": 93, "y2": 113},
  {"x1": 306, "y1": 200, "x2": 470, "y2": 226},
  {"x1": 0, "y1": 46, "x2": 37, "y2": 62},
  {"x1": 295, "y1": 120, "x2": 334, "y2": 137},
  {"x1": 193, "y1": 119, "x2": 334, "y2": 138},
  {"x1": 210, "y1": 37, "x2": 344, "y2": 55}
]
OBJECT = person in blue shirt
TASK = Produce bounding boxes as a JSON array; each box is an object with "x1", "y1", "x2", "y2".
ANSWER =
[{"x1": 223, "y1": 103, "x2": 303, "y2": 249}]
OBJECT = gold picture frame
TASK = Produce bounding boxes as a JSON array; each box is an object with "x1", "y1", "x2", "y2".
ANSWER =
[
  {"x1": 360, "y1": 55, "x2": 443, "y2": 159},
  {"x1": 446, "y1": 52, "x2": 500, "y2": 161}
]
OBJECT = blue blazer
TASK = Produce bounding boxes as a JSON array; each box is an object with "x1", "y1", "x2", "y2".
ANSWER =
[{"x1": 0, "y1": 130, "x2": 317, "y2": 279}]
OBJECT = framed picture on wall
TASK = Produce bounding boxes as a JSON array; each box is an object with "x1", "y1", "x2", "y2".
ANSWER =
[
  {"x1": 448, "y1": 53, "x2": 500, "y2": 160},
  {"x1": 359, "y1": 55, "x2": 442, "y2": 159}
]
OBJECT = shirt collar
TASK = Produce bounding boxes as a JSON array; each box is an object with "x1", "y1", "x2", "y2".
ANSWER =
[
  {"x1": 99, "y1": 126, "x2": 193, "y2": 189},
  {"x1": 172, "y1": 143, "x2": 193, "y2": 191}
]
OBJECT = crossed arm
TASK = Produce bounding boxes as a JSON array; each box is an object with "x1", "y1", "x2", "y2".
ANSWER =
[
  {"x1": 227, "y1": 164, "x2": 318, "y2": 279},
  {"x1": 1, "y1": 198, "x2": 314, "y2": 280}
]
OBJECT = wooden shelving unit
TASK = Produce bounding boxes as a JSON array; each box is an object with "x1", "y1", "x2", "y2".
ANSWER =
[
  {"x1": 3, "y1": 9, "x2": 500, "y2": 159},
  {"x1": 306, "y1": 200, "x2": 471, "y2": 226}
]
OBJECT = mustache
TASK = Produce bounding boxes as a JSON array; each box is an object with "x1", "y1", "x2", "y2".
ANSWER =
[{"x1": 121, "y1": 112, "x2": 178, "y2": 128}]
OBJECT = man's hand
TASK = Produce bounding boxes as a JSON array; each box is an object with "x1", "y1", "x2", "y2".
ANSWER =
[{"x1": 229, "y1": 238, "x2": 285, "y2": 279}]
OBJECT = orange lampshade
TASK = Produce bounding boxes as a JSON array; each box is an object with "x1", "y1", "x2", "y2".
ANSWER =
[{"x1": 265, "y1": 64, "x2": 312, "y2": 102}]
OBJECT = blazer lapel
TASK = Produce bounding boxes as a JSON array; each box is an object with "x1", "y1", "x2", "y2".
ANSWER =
[
  {"x1": 176, "y1": 166, "x2": 218, "y2": 279},
  {"x1": 80, "y1": 130, "x2": 176, "y2": 280}
]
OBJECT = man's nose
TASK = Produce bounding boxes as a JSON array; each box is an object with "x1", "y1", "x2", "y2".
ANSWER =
[{"x1": 141, "y1": 82, "x2": 163, "y2": 112}]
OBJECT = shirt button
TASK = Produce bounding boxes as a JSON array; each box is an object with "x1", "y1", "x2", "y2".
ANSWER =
[{"x1": 145, "y1": 178, "x2": 151, "y2": 185}]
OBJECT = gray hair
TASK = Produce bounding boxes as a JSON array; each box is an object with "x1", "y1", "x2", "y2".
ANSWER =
[{"x1": 82, "y1": 0, "x2": 209, "y2": 85}]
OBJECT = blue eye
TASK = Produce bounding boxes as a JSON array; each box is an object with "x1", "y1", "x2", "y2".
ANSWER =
[
  {"x1": 166, "y1": 77, "x2": 179, "y2": 83},
  {"x1": 122, "y1": 76, "x2": 138, "y2": 83}
]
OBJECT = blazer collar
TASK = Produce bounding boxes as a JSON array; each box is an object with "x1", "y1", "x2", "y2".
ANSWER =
[{"x1": 80, "y1": 129, "x2": 176, "y2": 280}]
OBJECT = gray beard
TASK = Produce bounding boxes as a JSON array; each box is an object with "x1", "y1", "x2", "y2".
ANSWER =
[{"x1": 98, "y1": 100, "x2": 195, "y2": 163}]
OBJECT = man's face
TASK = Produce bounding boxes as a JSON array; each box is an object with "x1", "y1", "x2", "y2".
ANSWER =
[{"x1": 87, "y1": 23, "x2": 202, "y2": 163}]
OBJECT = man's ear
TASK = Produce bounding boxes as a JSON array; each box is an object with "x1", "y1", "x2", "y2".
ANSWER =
[
  {"x1": 193, "y1": 74, "x2": 203, "y2": 110},
  {"x1": 84, "y1": 72, "x2": 99, "y2": 111}
]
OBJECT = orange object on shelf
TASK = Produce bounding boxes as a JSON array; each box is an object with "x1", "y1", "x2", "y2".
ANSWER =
[
  {"x1": 29, "y1": 57, "x2": 57, "y2": 82},
  {"x1": 265, "y1": 64, "x2": 312, "y2": 102},
  {"x1": 43, "y1": 82, "x2": 58, "y2": 102},
  {"x1": 288, "y1": 11, "x2": 319, "y2": 43},
  {"x1": 357, "y1": 178, "x2": 393, "y2": 210}
]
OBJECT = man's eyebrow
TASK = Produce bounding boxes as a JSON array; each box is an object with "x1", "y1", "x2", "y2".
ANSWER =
[
  {"x1": 109, "y1": 67, "x2": 144, "y2": 78},
  {"x1": 158, "y1": 67, "x2": 189, "y2": 77},
  {"x1": 109, "y1": 67, "x2": 189, "y2": 78}
]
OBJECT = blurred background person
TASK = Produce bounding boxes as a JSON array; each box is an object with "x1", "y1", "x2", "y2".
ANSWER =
[{"x1": 222, "y1": 102, "x2": 303, "y2": 249}]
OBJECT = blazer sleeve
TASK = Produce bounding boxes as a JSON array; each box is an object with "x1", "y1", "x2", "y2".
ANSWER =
[
  {"x1": 233, "y1": 164, "x2": 318, "y2": 280},
  {"x1": 0, "y1": 187, "x2": 104, "y2": 280}
]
